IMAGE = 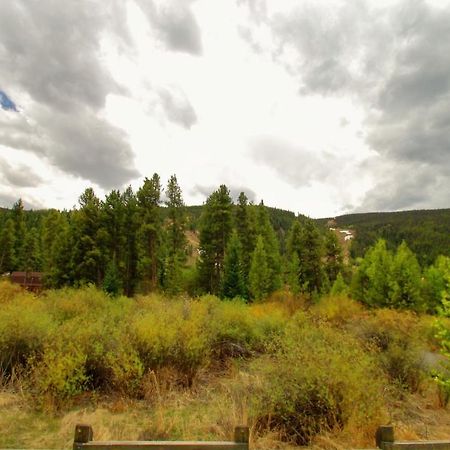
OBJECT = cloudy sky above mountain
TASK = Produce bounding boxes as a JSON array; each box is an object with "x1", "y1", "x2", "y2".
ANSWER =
[{"x1": 0, "y1": 0, "x2": 449, "y2": 217}]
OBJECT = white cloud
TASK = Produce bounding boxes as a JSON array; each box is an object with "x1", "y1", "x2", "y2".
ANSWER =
[{"x1": 0, "y1": 0, "x2": 449, "y2": 217}]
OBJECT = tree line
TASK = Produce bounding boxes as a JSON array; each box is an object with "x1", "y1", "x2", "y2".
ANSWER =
[
  {"x1": 0, "y1": 175, "x2": 448, "y2": 314},
  {"x1": 334, "y1": 208, "x2": 450, "y2": 266}
]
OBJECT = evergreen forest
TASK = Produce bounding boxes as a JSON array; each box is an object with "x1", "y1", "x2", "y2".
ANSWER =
[{"x1": 0, "y1": 174, "x2": 449, "y2": 316}]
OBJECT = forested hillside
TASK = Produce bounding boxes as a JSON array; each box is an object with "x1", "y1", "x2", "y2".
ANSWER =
[{"x1": 332, "y1": 209, "x2": 450, "y2": 266}]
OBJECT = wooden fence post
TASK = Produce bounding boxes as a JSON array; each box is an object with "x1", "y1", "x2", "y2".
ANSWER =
[
  {"x1": 234, "y1": 426, "x2": 249, "y2": 445},
  {"x1": 73, "y1": 424, "x2": 93, "y2": 450},
  {"x1": 376, "y1": 426, "x2": 395, "y2": 449}
]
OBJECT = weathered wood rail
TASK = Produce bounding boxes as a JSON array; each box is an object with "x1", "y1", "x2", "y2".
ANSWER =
[
  {"x1": 73, "y1": 425, "x2": 249, "y2": 450},
  {"x1": 2, "y1": 424, "x2": 448, "y2": 450},
  {"x1": 376, "y1": 426, "x2": 450, "y2": 450}
]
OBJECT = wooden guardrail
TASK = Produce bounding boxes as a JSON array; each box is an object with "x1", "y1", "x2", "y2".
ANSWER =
[
  {"x1": 1, "y1": 423, "x2": 448, "y2": 450},
  {"x1": 73, "y1": 425, "x2": 250, "y2": 450},
  {"x1": 376, "y1": 426, "x2": 450, "y2": 450}
]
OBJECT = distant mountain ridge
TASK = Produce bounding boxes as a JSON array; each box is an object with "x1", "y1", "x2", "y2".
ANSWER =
[{"x1": 327, "y1": 208, "x2": 450, "y2": 265}]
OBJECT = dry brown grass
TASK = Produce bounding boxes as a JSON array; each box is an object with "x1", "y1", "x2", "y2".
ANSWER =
[{"x1": 1, "y1": 378, "x2": 450, "y2": 450}]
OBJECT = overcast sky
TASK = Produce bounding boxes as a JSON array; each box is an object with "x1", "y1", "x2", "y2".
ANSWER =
[{"x1": 1, "y1": 0, "x2": 449, "y2": 218}]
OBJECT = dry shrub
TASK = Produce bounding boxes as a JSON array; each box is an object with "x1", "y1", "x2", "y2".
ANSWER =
[
  {"x1": 312, "y1": 295, "x2": 365, "y2": 326},
  {"x1": 0, "y1": 280, "x2": 26, "y2": 304},
  {"x1": 265, "y1": 289, "x2": 309, "y2": 315},
  {"x1": 248, "y1": 312, "x2": 385, "y2": 446},
  {"x1": 350, "y1": 309, "x2": 427, "y2": 392}
]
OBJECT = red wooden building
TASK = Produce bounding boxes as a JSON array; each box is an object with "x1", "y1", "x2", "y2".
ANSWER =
[{"x1": 10, "y1": 271, "x2": 43, "y2": 292}]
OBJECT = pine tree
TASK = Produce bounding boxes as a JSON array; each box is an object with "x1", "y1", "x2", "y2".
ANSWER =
[
  {"x1": 324, "y1": 230, "x2": 344, "y2": 284},
  {"x1": 0, "y1": 218, "x2": 15, "y2": 273},
  {"x1": 221, "y1": 231, "x2": 246, "y2": 299},
  {"x1": 249, "y1": 235, "x2": 270, "y2": 301},
  {"x1": 390, "y1": 241, "x2": 422, "y2": 310},
  {"x1": 103, "y1": 260, "x2": 122, "y2": 296},
  {"x1": 72, "y1": 188, "x2": 103, "y2": 285},
  {"x1": 22, "y1": 227, "x2": 41, "y2": 271},
  {"x1": 11, "y1": 199, "x2": 26, "y2": 270},
  {"x1": 165, "y1": 175, "x2": 187, "y2": 260},
  {"x1": 423, "y1": 256, "x2": 450, "y2": 313},
  {"x1": 235, "y1": 192, "x2": 256, "y2": 286},
  {"x1": 351, "y1": 239, "x2": 393, "y2": 307},
  {"x1": 255, "y1": 201, "x2": 281, "y2": 293},
  {"x1": 330, "y1": 272, "x2": 349, "y2": 296},
  {"x1": 164, "y1": 252, "x2": 183, "y2": 296},
  {"x1": 122, "y1": 186, "x2": 140, "y2": 296},
  {"x1": 101, "y1": 189, "x2": 127, "y2": 293},
  {"x1": 287, "y1": 217, "x2": 324, "y2": 295},
  {"x1": 164, "y1": 175, "x2": 188, "y2": 295},
  {"x1": 42, "y1": 211, "x2": 73, "y2": 287},
  {"x1": 287, "y1": 251, "x2": 300, "y2": 295},
  {"x1": 197, "y1": 185, "x2": 233, "y2": 295},
  {"x1": 137, "y1": 174, "x2": 162, "y2": 291}
]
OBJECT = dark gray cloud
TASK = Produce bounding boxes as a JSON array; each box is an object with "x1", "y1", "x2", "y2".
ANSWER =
[
  {"x1": 0, "y1": 2, "x2": 124, "y2": 113},
  {"x1": 0, "y1": 193, "x2": 22, "y2": 209},
  {"x1": 242, "y1": 0, "x2": 450, "y2": 212},
  {"x1": 0, "y1": 0, "x2": 139, "y2": 189},
  {"x1": 229, "y1": 186, "x2": 257, "y2": 203},
  {"x1": 0, "y1": 192, "x2": 45, "y2": 210},
  {"x1": 136, "y1": 0, "x2": 202, "y2": 55},
  {"x1": 249, "y1": 136, "x2": 339, "y2": 188},
  {"x1": 190, "y1": 184, "x2": 257, "y2": 203},
  {"x1": 360, "y1": 1, "x2": 450, "y2": 210},
  {"x1": 0, "y1": 158, "x2": 43, "y2": 188},
  {"x1": 157, "y1": 87, "x2": 197, "y2": 129},
  {"x1": 356, "y1": 159, "x2": 450, "y2": 212},
  {"x1": 35, "y1": 106, "x2": 139, "y2": 188}
]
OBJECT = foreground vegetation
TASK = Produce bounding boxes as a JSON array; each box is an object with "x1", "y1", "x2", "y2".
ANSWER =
[{"x1": 1, "y1": 282, "x2": 449, "y2": 448}]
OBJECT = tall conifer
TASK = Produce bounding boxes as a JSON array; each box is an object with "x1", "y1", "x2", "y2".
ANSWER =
[
  {"x1": 249, "y1": 235, "x2": 270, "y2": 301},
  {"x1": 0, "y1": 219, "x2": 15, "y2": 273},
  {"x1": 255, "y1": 201, "x2": 281, "y2": 293},
  {"x1": 221, "y1": 231, "x2": 246, "y2": 299},
  {"x1": 197, "y1": 185, "x2": 233, "y2": 295},
  {"x1": 137, "y1": 174, "x2": 162, "y2": 291},
  {"x1": 235, "y1": 192, "x2": 256, "y2": 287}
]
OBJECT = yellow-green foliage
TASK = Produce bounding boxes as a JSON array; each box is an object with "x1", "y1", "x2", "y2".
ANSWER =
[
  {"x1": 0, "y1": 282, "x2": 435, "y2": 420},
  {"x1": 131, "y1": 295, "x2": 287, "y2": 384},
  {"x1": 312, "y1": 295, "x2": 365, "y2": 326},
  {"x1": 0, "y1": 280, "x2": 25, "y2": 304},
  {"x1": 132, "y1": 296, "x2": 211, "y2": 385},
  {"x1": 29, "y1": 342, "x2": 88, "y2": 410},
  {"x1": 0, "y1": 291, "x2": 54, "y2": 372},
  {"x1": 248, "y1": 312, "x2": 385, "y2": 445},
  {"x1": 350, "y1": 309, "x2": 427, "y2": 392}
]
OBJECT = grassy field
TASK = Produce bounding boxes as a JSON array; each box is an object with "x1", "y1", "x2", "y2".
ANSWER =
[{"x1": 0, "y1": 281, "x2": 449, "y2": 449}]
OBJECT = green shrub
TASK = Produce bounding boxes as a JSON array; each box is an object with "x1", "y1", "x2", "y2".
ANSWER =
[
  {"x1": 248, "y1": 312, "x2": 384, "y2": 445},
  {"x1": 0, "y1": 295, "x2": 54, "y2": 374},
  {"x1": 132, "y1": 297, "x2": 211, "y2": 386},
  {"x1": 43, "y1": 285, "x2": 111, "y2": 322},
  {"x1": 29, "y1": 342, "x2": 88, "y2": 410}
]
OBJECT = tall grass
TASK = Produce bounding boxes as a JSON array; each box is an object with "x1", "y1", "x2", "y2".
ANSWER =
[{"x1": 0, "y1": 280, "x2": 437, "y2": 447}]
